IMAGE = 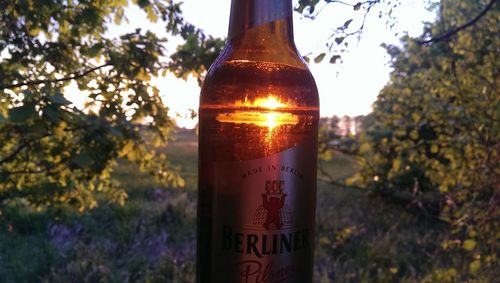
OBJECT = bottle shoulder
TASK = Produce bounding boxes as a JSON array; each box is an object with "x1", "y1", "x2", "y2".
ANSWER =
[
  {"x1": 204, "y1": 43, "x2": 316, "y2": 87},
  {"x1": 200, "y1": 48, "x2": 319, "y2": 110},
  {"x1": 208, "y1": 41, "x2": 309, "y2": 72}
]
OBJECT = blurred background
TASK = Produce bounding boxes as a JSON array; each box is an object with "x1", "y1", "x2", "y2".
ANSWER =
[{"x1": 0, "y1": 0, "x2": 498, "y2": 282}]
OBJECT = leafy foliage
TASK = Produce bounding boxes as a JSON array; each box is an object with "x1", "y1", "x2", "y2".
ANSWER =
[
  {"x1": 326, "y1": 0, "x2": 499, "y2": 280},
  {"x1": 0, "y1": 0, "x2": 220, "y2": 212}
]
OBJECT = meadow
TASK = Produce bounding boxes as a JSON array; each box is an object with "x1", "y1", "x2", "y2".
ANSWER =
[{"x1": 0, "y1": 129, "x2": 447, "y2": 282}]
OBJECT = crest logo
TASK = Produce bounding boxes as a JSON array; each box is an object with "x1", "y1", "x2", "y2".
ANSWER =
[{"x1": 253, "y1": 180, "x2": 293, "y2": 230}]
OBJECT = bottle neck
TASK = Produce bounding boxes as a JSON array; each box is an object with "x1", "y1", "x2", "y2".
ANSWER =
[{"x1": 228, "y1": 0, "x2": 294, "y2": 45}]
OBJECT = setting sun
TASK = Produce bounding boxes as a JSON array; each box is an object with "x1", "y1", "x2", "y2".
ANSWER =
[
  {"x1": 255, "y1": 96, "x2": 287, "y2": 109},
  {"x1": 235, "y1": 96, "x2": 289, "y2": 109},
  {"x1": 216, "y1": 96, "x2": 298, "y2": 128}
]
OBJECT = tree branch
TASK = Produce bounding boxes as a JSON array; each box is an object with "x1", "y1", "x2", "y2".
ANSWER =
[
  {"x1": 0, "y1": 63, "x2": 112, "y2": 89},
  {"x1": 418, "y1": 0, "x2": 497, "y2": 45},
  {"x1": 4, "y1": 155, "x2": 71, "y2": 175},
  {"x1": 0, "y1": 134, "x2": 51, "y2": 166},
  {"x1": 325, "y1": 0, "x2": 379, "y2": 50}
]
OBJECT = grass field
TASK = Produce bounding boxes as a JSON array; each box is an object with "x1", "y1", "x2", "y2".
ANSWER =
[{"x1": 0, "y1": 129, "x2": 447, "y2": 282}]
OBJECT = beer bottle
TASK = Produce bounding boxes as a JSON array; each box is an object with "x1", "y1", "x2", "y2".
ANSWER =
[{"x1": 197, "y1": 0, "x2": 319, "y2": 282}]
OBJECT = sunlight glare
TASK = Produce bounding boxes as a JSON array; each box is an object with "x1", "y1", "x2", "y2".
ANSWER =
[
  {"x1": 216, "y1": 111, "x2": 299, "y2": 129},
  {"x1": 216, "y1": 95, "x2": 298, "y2": 129},
  {"x1": 235, "y1": 96, "x2": 289, "y2": 109}
]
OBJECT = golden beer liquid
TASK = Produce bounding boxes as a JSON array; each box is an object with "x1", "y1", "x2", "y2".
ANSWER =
[{"x1": 197, "y1": 1, "x2": 319, "y2": 282}]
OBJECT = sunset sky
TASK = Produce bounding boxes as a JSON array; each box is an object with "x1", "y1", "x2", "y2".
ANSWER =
[{"x1": 66, "y1": 0, "x2": 436, "y2": 128}]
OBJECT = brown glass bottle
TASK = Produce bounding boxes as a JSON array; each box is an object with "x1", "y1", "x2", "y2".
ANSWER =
[{"x1": 197, "y1": 1, "x2": 319, "y2": 282}]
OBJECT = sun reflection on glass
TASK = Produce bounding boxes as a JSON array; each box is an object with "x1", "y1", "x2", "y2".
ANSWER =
[
  {"x1": 235, "y1": 96, "x2": 288, "y2": 109},
  {"x1": 216, "y1": 96, "x2": 298, "y2": 129},
  {"x1": 216, "y1": 111, "x2": 299, "y2": 129}
]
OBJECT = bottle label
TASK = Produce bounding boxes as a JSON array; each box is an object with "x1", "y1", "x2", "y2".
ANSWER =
[{"x1": 211, "y1": 137, "x2": 317, "y2": 282}]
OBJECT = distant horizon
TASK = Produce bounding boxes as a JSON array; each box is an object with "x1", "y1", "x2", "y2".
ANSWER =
[{"x1": 172, "y1": 113, "x2": 368, "y2": 131}]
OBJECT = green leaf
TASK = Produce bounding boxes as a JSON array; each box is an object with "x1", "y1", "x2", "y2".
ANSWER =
[
  {"x1": 329, "y1": 55, "x2": 341, "y2": 64},
  {"x1": 119, "y1": 140, "x2": 135, "y2": 157},
  {"x1": 302, "y1": 56, "x2": 310, "y2": 63},
  {"x1": 53, "y1": 121, "x2": 68, "y2": 139},
  {"x1": 319, "y1": 236, "x2": 331, "y2": 245},
  {"x1": 126, "y1": 148, "x2": 139, "y2": 161},
  {"x1": 353, "y1": 3, "x2": 362, "y2": 11},
  {"x1": 42, "y1": 105, "x2": 62, "y2": 122},
  {"x1": 85, "y1": 43, "x2": 104, "y2": 58},
  {"x1": 409, "y1": 129, "x2": 419, "y2": 140},
  {"x1": 47, "y1": 93, "x2": 71, "y2": 106},
  {"x1": 72, "y1": 153, "x2": 93, "y2": 169},
  {"x1": 145, "y1": 5, "x2": 158, "y2": 22},
  {"x1": 136, "y1": 68, "x2": 151, "y2": 81},
  {"x1": 430, "y1": 144, "x2": 439, "y2": 154},
  {"x1": 114, "y1": 7, "x2": 125, "y2": 25},
  {"x1": 314, "y1": 53, "x2": 326, "y2": 63},
  {"x1": 411, "y1": 112, "x2": 421, "y2": 122},
  {"x1": 469, "y1": 260, "x2": 481, "y2": 274},
  {"x1": 8, "y1": 103, "x2": 37, "y2": 122},
  {"x1": 294, "y1": 5, "x2": 306, "y2": 14},
  {"x1": 359, "y1": 142, "x2": 371, "y2": 153},
  {"x1": 335, "y1": 37, "x2": 345, "y2": 45},
  {"x1": 152, "y1": 135, "x2": 163, "y2": 147},
  {"x1": 462, "y1": 239, "x2": 476, "y2": 251},
  {"x1": 136, "y1": 0, "x2": 151, "y2": 8},
  {"x1": 343, "y1": 19, "x2": 353, "y2": 29},
  {"x1": 176, "y1": 176, "x2": 185, "y2": 187},
  {"x1": 392, "y1": 158, "x2": 402, "y2": 171},
  {"x1": 309, "y1": 5, "x2": 315, "y2": 14}
]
